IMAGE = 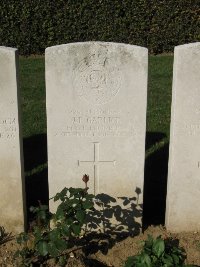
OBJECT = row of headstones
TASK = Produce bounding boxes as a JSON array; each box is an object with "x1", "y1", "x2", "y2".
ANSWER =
[{"x1": 0, "y1": 42, "x2": 199, "y2": 234}]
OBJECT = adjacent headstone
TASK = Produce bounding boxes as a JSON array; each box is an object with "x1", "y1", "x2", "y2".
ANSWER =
[
  {"x1": 46, "y1": 42, "x2": 148, "y2": 232},
  {"x1": 166, "y1": 42, "x2": 200, "y2": 232},
  {"x1": 0, "y1": 47, "x2": 25, "y2": 233}
]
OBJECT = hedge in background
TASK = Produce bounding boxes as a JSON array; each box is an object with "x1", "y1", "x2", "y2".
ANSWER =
[{"x1": 0, "y1": 0, "x2": 199, "y2": 55}]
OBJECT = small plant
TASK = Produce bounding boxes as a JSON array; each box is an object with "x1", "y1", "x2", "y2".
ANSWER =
[
  {"x1": 15, "y1": 174, "x2": 94, "y2": 266},
  {"x1": 0, "y1": 226, "x2": 13, "y2": 245},
  {"x1": 124, "y1": 235, "x2": 195, "y2": 267}
]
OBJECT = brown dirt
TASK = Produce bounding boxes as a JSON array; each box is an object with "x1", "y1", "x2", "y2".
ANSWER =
[{"x1": 1, "y1": 225, "x2": 200, "y2": 266}]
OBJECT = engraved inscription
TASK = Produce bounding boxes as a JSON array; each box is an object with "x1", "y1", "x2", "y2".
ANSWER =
[
  {"x1": 55, "y1": 109, "x2": 135, "y2": 138},
  {"x1": 78, "y1": 142, "x2": 116, "y2": 194},
  {"x1": 0, "y1": 117, "x2": 17, "y2": 139},
  {"x1": 185, "y1": 124, "x2": 200, "y2": 136},
  {"x1": 73, "y1": 52, "x2": 121, "y2": 105}
]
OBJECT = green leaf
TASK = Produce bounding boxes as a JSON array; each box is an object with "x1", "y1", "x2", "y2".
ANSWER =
[
  {"x1": 71, "y1": 198, "x2": 80, "y2": 208},
  {"x1": 61, "y1": 224, "x2": 70, "y2": 236},
  {"x1": 16, "y1": 232, "x2": 29, "y2": 244},
  {"x1": 162, "y1": 254, "x2": 174, "y2": 266},
  {"x1": 86, "y1": 194, "x2": 95, "y2": 200},
  {"x1": 54, "y1": 239, "x2": 68, "y2": 251},
  {"x1": 37, "y1": 240, "x2": 48, "y2": 256},
  {"x1": 140, "y1": 252, "x2": 152, "y2": 267},
  {"x1": 49, "y1": 228, "x2": 60, "y2": 242},
  {"x1": 56, "y1": 207, "x2": 65, "y2": 220},
  {"x1": 171, "y1": 253, "x2": 180, "y2": 264},
  {"x1": 152, "y1": 238, "x2": 165, "y2": 258},
  {"x1": 72, "y1": 224, "x2": 81, "y2": 235},
  {"x1": 144, "y1": 235, "x2": 154, "y2": 250},
  {"x1": 54, "y1": 188, "x2": 68, "y2": 201},
  {"x1": 47, "y1": 242, "x2": 60, "y2": 257},
  {"x1": 33, "y1": 227, "x2": 43, "y2": 243},
  {"x1": 83, "y1": 200, "x2": 93, "y2": 209},
  {"x1": 124, "y1": 256, "x2": 135, "y2": 267},
  {"x1": 76, "y1": 210, "x2": 85, "y2": 223}
]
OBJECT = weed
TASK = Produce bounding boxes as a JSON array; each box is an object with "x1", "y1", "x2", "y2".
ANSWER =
[{"x1": 124, "y1": 235, "x2": 195, "y2": 267}]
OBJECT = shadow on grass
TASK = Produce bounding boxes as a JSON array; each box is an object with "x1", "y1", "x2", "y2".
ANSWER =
[
  {"x1": 25, "y1": 168, "x2": 49, "y2": 225},
  {"x1": 143, "y1": 131, "x2": 169, "y2": 228},
  {"x1": 23, "y1": 134, "x2": 47, "y2": 172},
  {"x1": 23, "y1": 134, "x2": 48, "y2": 226}
]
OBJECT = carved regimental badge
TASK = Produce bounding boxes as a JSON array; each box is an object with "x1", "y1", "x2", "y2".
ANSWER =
[{"x1": 73, "y1": 52, "x2": 121, "y2": 105}]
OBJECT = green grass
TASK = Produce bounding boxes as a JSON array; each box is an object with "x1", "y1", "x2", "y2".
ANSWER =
[
  {"x1": 147, "y1": 55, "x2": 173, "y2": 135},
  {"x1": 19, "y1": 57, "x2": 46, "y2": 137},
  {"x1": 19, "y1": 55, "x2": 174, "y2": 169},
  {"x1": 146, "y1": 55, "x2": 173, "y2": 157}
]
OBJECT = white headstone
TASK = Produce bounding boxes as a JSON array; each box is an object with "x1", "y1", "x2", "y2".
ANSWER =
[
  {"x1": 46, "y1": 42, "x2": 148, "y2": 232},
  {"x1": 0, "y1": 47, "x2": 25, "y2": 233},
  {"x1": 166, "y1": 42, "x2": 200, "y2": 232}
]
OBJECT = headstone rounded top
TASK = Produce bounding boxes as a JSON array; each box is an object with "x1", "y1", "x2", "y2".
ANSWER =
[
  {"x1": 0, "y1": 46, "x2": 17, "y2": 52},
  {"x1": 45, "y1": 41, "x2": 148, "y2": 53},
  {"x1": 45, "y1": 42, "x2": 148, "y2": 105},
  {"x1": 175, "y1": 42, "x2": 200, "y2": 50}
]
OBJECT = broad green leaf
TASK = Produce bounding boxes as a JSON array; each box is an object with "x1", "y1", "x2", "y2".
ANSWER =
[
  {"x1": 152, "y1": 238, "x2": 165, "y2": 258},
  {"x1": 124, "y1": 256, "x2": 135, "y2": 267},
  {"x1": 69, "y1": 187, "x2": 77, "y2": 196},
  {"x1": 76, "y1": 210, "x2": 85, "y2": 223},
  {"x1": 72, "y1": 224, "x2": 81, "y2": 235},
  {"x1": 33, "y1": 227, "x2": 43, "y2": 243},
  {"x1": 162, "y1": 254, "x2": 173, "y2": 266},
  {"x1": 140, "y1": 252, "x2": 152, "y2": 267},
  {"x1": 145, "y1": 235, "x2": 154, "y2": 249},
  {"x1": 47, "y1": 242, "x2": 60, "y2": 257},
  {"x1": 171, "y1": 253, "x2": 180, "y2": 264},
  {"x1": 37, "y1": 240, "x2": 48, "y2": 256},
  {"x1": 54, "y1": 239, "x2": 68, "y2": 251},
  {"x1": 56, "y1": 207, "x2": 65, "y2": 220},
  {"x1": 54, "y1": 188, "x2": 68, "y2": 201},
  {"x1": 49, "y1": 228, "x2": 60, "y2": 242},
  {"x1": 86, "y1": 194, "x2": 95, "y2": 200},
  {"x1": 61, "y1": 224, "x2": 70, "y2": 236},
  {"x1": 66, "y1": 218, "x2": 74, "y2": 226},
  {"x1": 83, "y1": 200, "x2": 93, "y2": 209}
]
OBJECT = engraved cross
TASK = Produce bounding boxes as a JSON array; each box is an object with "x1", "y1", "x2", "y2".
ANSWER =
[{"x1": 78, "y1": 142, "x2": 116, "y2": 195}]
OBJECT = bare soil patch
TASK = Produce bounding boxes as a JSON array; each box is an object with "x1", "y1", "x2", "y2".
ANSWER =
[{"x1": 1, "y1": 226, "x2": 200, "y2": 266}]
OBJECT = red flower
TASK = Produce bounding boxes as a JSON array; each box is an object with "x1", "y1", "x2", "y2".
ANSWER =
[{"x1": 82, "y1": 174, "x2": 89, "y2": 184}]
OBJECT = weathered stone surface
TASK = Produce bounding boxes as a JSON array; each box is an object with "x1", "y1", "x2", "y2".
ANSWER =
[
  {"x1": 166, "y1": 42, "x2": 200, "y2": 232},
  {"x1": 0, "y1": 47, "x2": 25, "y2": 233},
  {"x1": 46, "y1": 42, "x2": 148, "y2": 233}
]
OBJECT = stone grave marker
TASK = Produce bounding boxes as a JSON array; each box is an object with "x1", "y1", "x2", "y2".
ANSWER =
[
  {"x1": 0, "y1": 47, "x2": 25, "y2": 233},
  {"x1": 46, "y1": 42, "x2": 148, "y2": 233},
  {"x1": 166, "y1": 42, "x2": 200, "y2": 232}
]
